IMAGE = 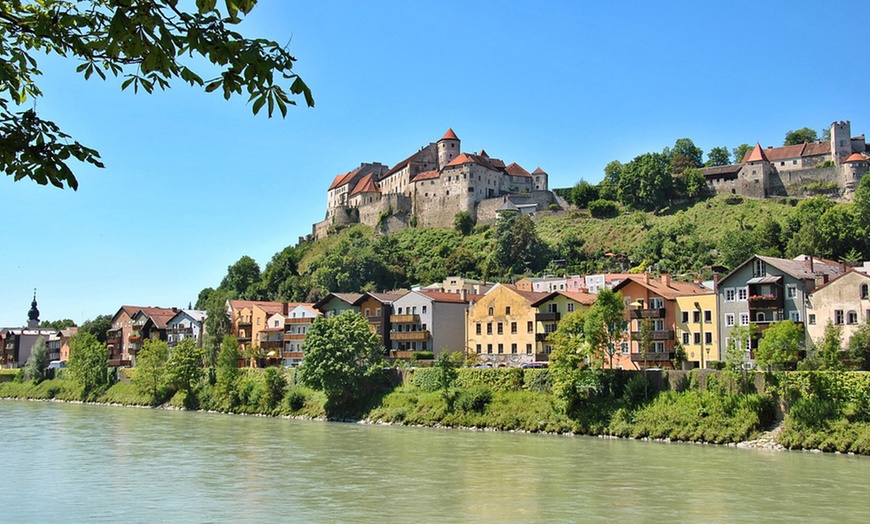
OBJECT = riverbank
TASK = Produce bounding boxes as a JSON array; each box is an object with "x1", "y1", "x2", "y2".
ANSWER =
[{"x1": 2, "y1": 368, "x2": 868, "y2": 455}]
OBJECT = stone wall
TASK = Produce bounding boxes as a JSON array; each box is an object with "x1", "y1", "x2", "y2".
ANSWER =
[
  {"x1": 767, "y1": 166, "x2": 840, "y2": 197},
  {"x1": 476, "y1": 191, "x2": 556, "y2": 223},
  {"x1": 358, "y1": 193, "x2": 412, "y2": 229}
]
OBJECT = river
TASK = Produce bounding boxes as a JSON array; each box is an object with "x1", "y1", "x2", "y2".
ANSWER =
[{"x1": 1, "y1": 400, "x2": 868, "y2": 522}]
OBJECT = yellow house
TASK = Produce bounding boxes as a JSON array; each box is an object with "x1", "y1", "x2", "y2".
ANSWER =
[
  {"x1": 466, "y1": 284, "x2": 549, "y2": 366},
  {"x1": 530, "y1": 291, "x2": 597, "y2": 356},
  {"x1": 675, "y1": 292, "x2": 719, "y2": 368}
]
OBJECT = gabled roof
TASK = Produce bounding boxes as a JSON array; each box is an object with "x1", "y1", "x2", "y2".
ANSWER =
[
  {"x1": 742, "y1": 141, "x2": 833, "y2": 163},
  {"x1": 504, "y1": 162, "x2": 532, "y2": 178},
  {"x1": 254, "y1": 302, "x2": 286, "y2": 316},
  {"x1": 497, "y1": 284, "x2": 551, "y2": 304},
  {"x1": 612, "y1": 275, "x2": 708, "y2": 300},
  {"x1": 444, "y1": 152, "x2": 501, "y2": 171},
  {"x1": 227, "y1": 300, "x2": 285, "y2": 314},
  {"x1": 328, "y1": 167, "x2": 363, "y2": 191},
  {"x1": 701, "y1": 164, "x2": 742, "y2": 177},
  {"x1": 382, "y1": 150, "x2": 422, "y2": 179},
  {"x1": 530, "y1": 291, "x2": 597, "y2": 307},
  {"x1": 312, "y1": 293, "x2": 363, "y2": 311},
  {"x1": 802, "y1": 141, "x2": 831, "y2": 157},
  {"x1": 167, "y1": 309, "x2": 206, "y2": 326},
  {"x1": 440, "y1": 128, "x2": 459, "y2": 141},
  {"x1": 417, "y1": 289, "x2": 483, "y2": 304},
  {"x1": 719, "y1": 254, "x2": 844, "y2": 286},
  {"x1": 353, "y1": 291, "x2": 409, "y2": 306},
  {"x1": 412, "y1": 169, "x2": 440, "y2": 182},
  {"x1": 809, "y1": 268, "x2": 870, "y2": 294},
  {"x1": 135, "y1": 307, "x2": 179, "y2": 329},
  {"x1": 350, "y1": 173, "x2": 380, "y2": 196}
]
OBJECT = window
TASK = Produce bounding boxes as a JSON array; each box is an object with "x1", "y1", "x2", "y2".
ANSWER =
[
  {"x1": 725, "y1": 314, "x2": 735, "y2": 327},
  {"x1": 848, "y1": 311, "x2": 859, "y2": 325},
  {"x1": 649, "y1": 297, "x2": 664, "y2": 309},
  {"x1": 476, "y1": 344, "x2": 481, "y2": 354},
  {"x1": 567, "y1": 303, "x2": 575, "y2": 313},
  {"x1": 754, "y1": 259, "x2": 765, "y2": 277},
  {"x1": 257, "y1": 317, "x2": 261, "y2": 325},
  {"x1": 511, "y1": 322, "x2": 517, "y2": 334},
  {"x1": 497, "y1": 344, "x2": 504, "y2": 354},
  {"x1": 693, "y1": 333, "x2": 701, "y2": 345},
  {"x1": 476, "y1": 323, "x2": 481, "y2": 335},
  {"x1": 505, "y1": 306, "x2": 511, "y2": 315},
  {"x1": 497, "y1": 322, "x2": 504, "y2": 335},
  {"x1": 527, "y1": 321, "x2": 534, "y2": 333},
  {"x1": 738, "y1": 288, "x2": 748, "y2": 301},
  {"x1": 740, "y1": 313, "x2": 750, "y2": 326},
  {"x1": 692, "y1": 311, "x2": 701, "y2": 323},
  {"x1": 422, "y1": 305, "x2": 427, "y2": 314},
  {"x1": 861, "y1": 284, "x2": 869, "y2": 300},
  {"x1": 835, "y1": 310, "x2": 844, "y2": 325},
  {"x1": 653, "y1": 319, "x2": 665, "y2": 331},
  {"x1": 487, "y1": 344, "x2": 493, "y2": 354},
  {"x1": 488, "y1": 307, "x2": 494, "y2": 316},
  {"x1": 511, "y1": 343, "x2": 517, "y2": 354},
  {"x1": 652, "y1": 341, "x2": 665, "y2": 353},
  {"x1": 545, "y1": 323, "x2": 557, "y2": 333},
  {"x1": 526, "y1": 344, "x2": 532, "y2": 354},
  {"x1": 790, "y1": 311, "x2": 801, "y2": 322},
  {"x1": 548, "y1": 303, "x2": 559, "y2": 313},
  {"x1": 808, "y1": 314, "x2": 816, "y2": 325},
  {"x1": 704, "y1": 310, "x2": 712, "y2": 323},
  {"x1": 376, "y1": 308, "x2": 381, "y2": 317},
  {"x1": 725, "y1": 288, "x2": 736, "y2": 302},
  {"x1": 487, "y1": 323, "x2": 493, "y2": 335},
  {"x1": 620, "y1": 341, "x2": 629, "y2": 354},
  {"x1": 705, "y1": 332, "x2": 713, "y2": 345},
  {"x1": 756, "y1": 312, "x2": 766, "y2": 322},
  {"x1": 681, "y1": 311, "x2": 689, "y2": 323},
  {"x1": 365, "y1": 308, "x2": 370, "y2": 318},
  {"x1": 787, "y1": 285, "x2": 797, "y2": 299},
  {"x1": 682, "y1": 332, "x2": 690, "y2": 345}
]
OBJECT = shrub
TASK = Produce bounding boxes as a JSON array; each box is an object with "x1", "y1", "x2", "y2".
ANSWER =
[
  {"x1": 524, "y1": 369, "x2": 551, "y2": 393},
  {"x1": 285, "y1": 388, "x2": 307, "y2": 412},
  {"x1": 455, "y1": 387, "x2": 492, "y2": 413},
  {"x1": 588, "y1": 199, "x2": 620, "y2": 218},
  {"x1": 410, "y1": 351, "x2": 435, "y2": 364}
]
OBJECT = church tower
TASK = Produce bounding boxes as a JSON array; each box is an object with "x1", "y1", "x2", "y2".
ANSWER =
[
  {"x1": 27, "y1": 290, "x2": 40, "y2": 329},
  {"x1": 437, "y1": 128, "x2": 460, "y2": 170}
]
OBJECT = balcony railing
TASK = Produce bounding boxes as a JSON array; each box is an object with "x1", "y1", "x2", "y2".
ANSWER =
[
  {"x1": 748, "y1": 297, "x2": 781, "y2": 309},
  {"x1": 630, "y1": 351, "x2": 674, "y2": 362},
  {"x1": 391, "y1": 330, "x2": 430, "y2": 341},
  {"x1": 283, "y1": 333, "x2": 306, "y2": 341},
  {"x1": 629, "y1": 308, "x2": 666, "y2": 319},
  {"x1": 390, "y1": 314, "x2": 420, "y2": 323},
  {"x1": 285, "y1": 317, "x2": 314, "y2": 324},
  {"x1": 535, "y1": 333, "x2": 554, "y2": 342},
  {"x1": 389, "y1": 350, "x2": 416, "y2": 360},
  {"x1": 630, "y1": 330, "x2": 675, "y2": 341},
  {"x1": 282, "y1": 351, "x2": 304, "y2": 359},
  {"x1": 260, "y1": 341, "x2": 283, "y2": 350},
  {"x1": 536, "y1": 312, "x2": 561, "y2": 322}
]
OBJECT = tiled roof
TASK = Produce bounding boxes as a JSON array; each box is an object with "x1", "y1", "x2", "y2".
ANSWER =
[
  {"x1": 744, "y1": 143, "x2": 769, "y2": 163},
  {"x1": 532, "y1": 167, "x2": 547, "y2": 175},
  {"x1": 742, "y1": 142, "x2": 832, "y2": 163},
  {"x1": 845, "y1": 153, "x2": 867, "y2": 163},
  {"x1": 502, "y1": 284, "x2": 551, "y2": 304},
  {"x1": 136, "y1": 307, "x2": 179, "y2": 329},
  {"x1": 802, "y1": 141, "x2": 831, "y2": 157},
  {"x1": 382, "y1": 150, "x2": 421, "y2": 179},
  {"x1": 412, "y1": 169, "x2": 440, "y2": 182},
  {"x1": 440, "y1": 128, "x2": 459, "y2": 141},
  {"x1": 328, "y1": 167, "x2": 363, "y2": 191},
  {"x1": 417, "y1": 290, "x2": 482, "y2": 303},
  {"x1": 504, "y1": 162, "x2": 532, "y2": 178},
  {"x1": 613, "y1": 275, "x2": 708, "y2": 300},
  {"x1": 701, "y1": 164, "x2": 742, "y2": 177},
  {"x1": 721, "y1": 255, "x2": 844, "y2": 285},
  {"x1": 809, "y1": 268, "x2": 870, "y2": 294},
  {"x1": 350, "y1": 173, "x2": 380, "y2": 196},
  {"x1": 530, "y1": 291, "x2": 596, "y2": 307}
]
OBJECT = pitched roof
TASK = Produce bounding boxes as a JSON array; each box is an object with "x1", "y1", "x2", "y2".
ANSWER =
[
  {"x1": 530, "y1": 291, "x2": 597, "y2": 307},
  {"x1": 444, "y1": 152, "x2": 502, "y2": 171},
  {"x1": 350, "y1": 172, "x2": 380, "y2": 196},
  {"x1": 136, "y1": 307, "x2": 179, "y2": 329},
  {"x1": 440, "y1": 128, "x2": 459, "y2": 141},
  {"x1": 227, "y1": 300, "x2": 285, "y2": 313},
  {"x1": 744, "y1": 143, "x2": 769, "y2": 163},
  {"x1": 112, "y1": 305, "x2": 145, "y2": 321},
  {"x1": 845, "y1": 153, "x2": 867, "y2": 163},
  {"x1": 500, "y1": 284, "x2": 551, "y2": 304},
  {"x1": 383, "y1": 150, "x2": 423, "y2": 179},
  {"x1": 612, "y1": 275, "x2": 708, "y2": 300},
  {"x1": 809, "y1": 268, "x2": 870, "y2": 294},
  {"x1": 417, "y1": 290, "x2": 482, "y2": 303},
  {"x1": 532, "y1": 167, "x2": 547, "y2": 175},
  {"x1": 328, "y1": 167, "x2": 363, "y2": 191},
  {"x1": 802, "y1": 141, "x2": 831, "y2": 157},
  {"x1": 720, "y1": 255, "x2": 844, "y2": 285},
  {"x1": 312, "y1": 293, "x2": 363, "y2": 311},
  {"x1": 412, "y1": 169, "x2": 440, "y2": 182},
  {"x1": 701, "y1": 164, "x2": 742, "y2": 177},
  {"x1": 504, "y1": 162, "x2": 532, "y2": 178}
]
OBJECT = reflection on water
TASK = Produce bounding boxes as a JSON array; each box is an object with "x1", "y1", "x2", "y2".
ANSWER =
[{"x1": 1, "y1": 400, "x2": 867, "y2": 522}]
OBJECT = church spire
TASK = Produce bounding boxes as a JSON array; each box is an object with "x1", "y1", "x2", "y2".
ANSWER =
[{"x1": 27, "y1": 289, "x2": 40, "y2": 328}]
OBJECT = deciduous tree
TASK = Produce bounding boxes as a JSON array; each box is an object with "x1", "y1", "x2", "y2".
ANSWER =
[
  {"x1": 68, "y1": 331, "x2": 110, "y2": 399},
  {"x1": 24, "y1": 336, "x2": 48, "y2": 382},
  {"x1": 755, "y1": 320, "x2": 804, "y2": 371},
  {"x1": 454, "y1": 211, "x2": 475, "y2": 236},
  {"x1": 165, "y1": 338, "x2": 204, "y2": 406},
  {"x1": 133, "y1": 338, "x2": 169, "y2": 404},
  {"x1": 584, "y1": 289, "x2": 626, "y2": 369},
  {"x1": 0, "y1": 0, "x2": 312, "y2": 189},
  {"x1": 79, "y1": 314, "x2": 112, "y2": 344},
  {"x1": 784, "y1": 127, "x2": 818, "y2": 146},
  {"x1": 705, "y1": 146, "x2": 731, "y2": 167},
  {"x1": 617, "y1": 152, "x2": 673, "y2": 211}
]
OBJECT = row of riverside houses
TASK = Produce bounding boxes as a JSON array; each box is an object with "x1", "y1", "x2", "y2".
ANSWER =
[{"x1": 5, "y1": 254, "x2": 868, "y2": 371}]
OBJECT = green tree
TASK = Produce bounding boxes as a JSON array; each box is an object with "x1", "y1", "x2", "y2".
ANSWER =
[
  {"x1": 445, "y1": 247, "x2": 481, "y2": 278},
  {"x1": 718, "y1": 228, "x2": 761, "y2": 270},
  {"x1": 203, "y1": 289, "x2": 231, "y2": 373},
  {"x1": 584, "y1": 289, "x2": 626, "y2": 369},
  {"x1": 755, "y1": 320, "x2": 804, "y2": 371},
  {"x1": 24, "y1": 336, "x2": 48, "y2": 382},
  {"x1": 68, "y1": 331, "x2": 110, "y2": 399},
  {"x1": 548, "y1": 311, "x2": 589, "y2": 405},
  {"x1": 569, "y1": 179, "x2": 599, "y2": 208},
  {"x1": 667, "y1": 138, "x2": 704, "y2": 173},
  {"x1": 260, "y1": 366, "x2": 287, "y2": 412},
  {"x1": 853, "y1": 175, "x2": 870, "y2": 237},
  {"x1": 195, "y1": 287, "x2": 215, "y2": 311},
  {"x1": 598, "y1": 160, "x2": 623, "y2": 201},
  {"x1": 39, "y1": 319, "x2": 76, "y2": 330},
  {"x1": 705, "y1": 146, "x2": 731, "y2": 167},
  {"x1": 165, "y1": 338, "x2": 204, "y2": 407},
  {"x1": 79, "y1": 314, "x2": 112, "y2": 344},
  {"x1": 674, "y1": 166, "x2": 706, "y2": 199},
  {"x1": 433, "y1": 352, "x2": 459, "y2": 405},
  {"x1": 617, "y1": 152, "x2": 673, "y2": 211},
  {"x1": 732, "y1": 144, "x2": 752, "y2": 164},
  {"x1": 848, "y1": 321, "x2": 870, "y2": 371},
  {"x1": 261, "y1": 246, "x2": 301, "y2": 300},
  {"x1": 784, "y1": 127, "x2": 818, "y2": 146},
  {"x1": 454, "y1": 211, "x2": 475, "y2": 236},
  {"x1": 215, "y1": 335, "x2": 242, "y2": 410},
  {"x1": 725, "y1": 325, "x2": 753, "y2": 371},
  {"x1": 133, "y1": 338, "x2": 169, "y2": 404},
  {"x1": 220, "y1": 255, "x2": 262, "y2": 299},
  {"x1": 1, "y1": 0, "x2": 312, "y2": 190},
  {"x1": 493, "y1": 213, "x2": 548, "y2": 275},
  {"x1": 298, "y1": 311, "x2": 384, "y2": 409},
  {"x1": 815, "y1": 321, "x2": 844, "y2": 370}
]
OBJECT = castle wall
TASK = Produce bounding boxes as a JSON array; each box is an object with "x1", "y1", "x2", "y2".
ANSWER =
[
  {"x1": 476, "y1": 191, "x2": 556, "y2": 223},
  {"x1": 766, "y1": 166, "x2": 840, "y2": 197},
  {"x1": 358, "y1": 193, "x2": 412, "y2": 228}
]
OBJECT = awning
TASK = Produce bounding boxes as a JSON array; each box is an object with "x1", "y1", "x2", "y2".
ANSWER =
[
  {"x1": 746, "y1": 276, "x2": 782, "y2": 284},
  {"x1": 266, "y1": 351, "x2": 278, "y2": 357}
]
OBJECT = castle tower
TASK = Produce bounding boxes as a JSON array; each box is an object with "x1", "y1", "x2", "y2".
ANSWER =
[
  {"x1": 531, "y1": 167, "x2": 549, "y2": 191},
  {"x1": 27, "y1": 289, "x2": 39, "y2": 329},
  {"x1": 830, "y1": 121, "x2": 852, "y2": 165},
  {"x1": 437, "y1": 128, "x2": 460, "y2": 170},
  {"x1": 738, "y1": 143, "x2": 772, "y2": 198},
  {"x1": 842, "y1": 153, "x2": 868, "y2": 197}
]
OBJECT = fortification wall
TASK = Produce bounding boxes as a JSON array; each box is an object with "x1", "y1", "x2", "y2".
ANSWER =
[
  {"x1": 767, "y1": 166, "x2": 840, "y2": 197},
  {"x1": 358, "y1": 194, "x2": 412, "y2": 228},
  {"x1": 475, "y1": 191, "x2": 556, "y2": 223}
]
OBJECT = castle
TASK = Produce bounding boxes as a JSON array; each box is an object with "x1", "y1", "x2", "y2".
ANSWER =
[
  {"x1": 701, "y1": 121, "x2": 869, "y2": 200},
  {"x1": 313, "y1": 129, "x2": 560, "y2": 239}
]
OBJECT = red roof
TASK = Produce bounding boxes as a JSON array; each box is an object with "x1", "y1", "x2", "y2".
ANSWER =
[
  {"x1": 504, "y1": 162, "x2": 531, "y2": 178},
  {"x1": 532, "y1": 167, "x2": 547, "y2": 175},
  {"x1": 350, "y1": 173, "x2": 380, "y2": 196},
  {"x1": 328, "y1": 167, "x2": 363, "y2": 191},
  {"x1": 744, "y1": 143, "x2": 769, "y2": 163},
  {"x1": 845, "y1": 153, "x2": 867, "y2": 163},
  {"x1": 412, "y1": 169, "x2": 440, "y2": 182},
  {"x1": 440, "y1": 128, "x2": 459, "y2": 141}
]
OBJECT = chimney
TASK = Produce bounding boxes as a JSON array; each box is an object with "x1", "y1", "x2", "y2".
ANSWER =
[
  {"x1": 713, "y1": 273, "x2": 719, "y2": 292},
  {"x1": 461, "y1": 288, "x2": 468, "y2": 302},
  {"x1": 645, "y1": 272, "x2": 650, "y2": 285},
  {"x1": 815, "y1": 274, "x2": 829, "y2": 288},
  {"x1": 662, "y1": 273, "x2": 671, "y2": 288}
]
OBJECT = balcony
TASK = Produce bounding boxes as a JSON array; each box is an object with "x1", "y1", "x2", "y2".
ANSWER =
[
  {"x1": 535, "y1": 333, "x2": 554, "y2": 342},
  {"x1": 286, "y1": 317, "x2": 314, "y2": 324},
  {"x1": 283, "y1": 333, "x2": 306, "y2": 341},
  {"x1": 391, "y1": 330, "x2": 430, "y2": 341},
  {"x1": 282, "y1": 351, "x2": 304, "y2": 359},
  {"x1": 389, "y1": 350, "x2": 416, "y2": 360},
  {"x1": 390, "y1": 314, "x2": 421, "y2": 323},
  {"x1": 629, "y1": 308, "x2": 666, "y2": 319},
  {"x1": 748, "y1": 294, "x2": 782, "y2": 310},
  {"x1": 631, "y1": 351, "x2": 674, "y2": 362},
  {"x1": 534, "y1": 353, "x2": 550, "y2": 362},
  {"x1": 536, "y1": 312, "x2": 561, "y2": 322},
  {"x1": 630, "y1": 330, "x2": 674, "y2": 341},
  {"x1": 260, "y1": 340, "x2": 283, "y2": 350}
]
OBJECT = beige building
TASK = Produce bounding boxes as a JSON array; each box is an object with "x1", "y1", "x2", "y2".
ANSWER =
[
  {"x1": 806, "y1": 269, "x2": 870, "y2": 347},
  {"x1": 675, "y1": 292, "x2": 718, "y2": 368},
  {"x1": 466, "y1": 284, "x2": 549, "y2": 366}
]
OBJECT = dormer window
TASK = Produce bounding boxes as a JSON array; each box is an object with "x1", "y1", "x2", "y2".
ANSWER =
[{"x1": 753, "y1": 259, "x2": 765, "y2": 278}]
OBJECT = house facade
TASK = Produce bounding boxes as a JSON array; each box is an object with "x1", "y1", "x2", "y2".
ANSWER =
[
  {"x1": 466, "y1": 284, "x2": 549, "y2": 366},
  {"x1": 388, "y1": 290, "x2": 474, "y2": 358},
  {"x1": 530, "y1": 291, "x2": 597, "y2": 356},
  {"x1": 675, "y1": 292, "x2": 718, "y2": 368},
  {"x1": 806, "y1": 270, "x2": 870, "y2": 347},
  {"x1": 282, "y1": 304, "x2": 320, "y2": 366},
  {"x1": 166, "y1": 309, "x2": 205, "y2": 348}
]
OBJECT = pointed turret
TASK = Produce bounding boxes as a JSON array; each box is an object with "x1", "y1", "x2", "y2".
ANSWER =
[
  {"x1": 437, "y1": 128, "x2": 460, "y2": 169},
  {"x1": 744, "y1": 143, "x2": 768, "y2": 163}
]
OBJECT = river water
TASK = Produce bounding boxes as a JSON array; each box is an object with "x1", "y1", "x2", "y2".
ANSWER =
[{"x1": 2, "y1": 400, "x2": 868, "y2": 522}]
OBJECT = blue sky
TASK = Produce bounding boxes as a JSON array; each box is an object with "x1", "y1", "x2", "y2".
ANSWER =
[{"x1": 2, "y1": 0, "x2": 869, "y2": 325}]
